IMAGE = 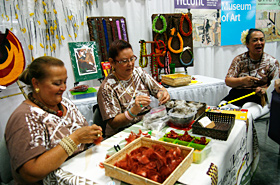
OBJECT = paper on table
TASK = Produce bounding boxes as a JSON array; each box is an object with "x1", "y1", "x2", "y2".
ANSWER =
[{"x1": 198, "y1": 116, "x2": 212, "y2": 127}]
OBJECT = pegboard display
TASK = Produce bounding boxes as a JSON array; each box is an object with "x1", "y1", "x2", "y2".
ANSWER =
[
  {"x1": 87, "y1": 17, "x2": 129, "y2": 63},
  {"x1": 152, "y1": 13, "x2": 193, "y2": 68}
]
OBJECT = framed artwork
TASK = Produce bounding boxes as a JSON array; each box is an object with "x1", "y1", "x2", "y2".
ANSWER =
[{"x1": 68, "y1": 41, "x2": 102, "y2": 82}]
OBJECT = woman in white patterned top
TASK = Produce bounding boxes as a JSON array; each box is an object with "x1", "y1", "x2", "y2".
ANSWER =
[
  {"x1": 5, "y1": 56, "x2": 102, "y2": 184},
  {"x1": 97, "y1": 40, "x2": 170, "y2": 137}
]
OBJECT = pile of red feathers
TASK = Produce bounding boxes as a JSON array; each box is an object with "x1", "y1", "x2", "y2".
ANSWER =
[
  {"x1": 166, "y1": 130, "x2": 194, "y2": 142},
  {"x1": 114, "y1": 144, "x2": 184, "y2": 183}
]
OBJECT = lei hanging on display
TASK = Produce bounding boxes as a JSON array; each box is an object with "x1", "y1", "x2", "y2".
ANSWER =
[
  {"x1": 168, "y1": 28, "x2": 184, "y2": 54},
  {"x1": 154, "y1": 32, "x2": 168, "y2": 45},
  {"x1": 150, "y1": 52, "x2": 159, "y2": 81},
  {"x1": 139, "y1": 40, "x2": 148, "y2": 68},
  {"x1": 179, "y1": 46, "x2": 193, "y2": 67},
  {"x1": 152, "y1": 15, "x2": 167, "y2": 34},
  {"x1": 155, "y1": 40, "x2": 167, "y2": 68},
  {"x1": 179, "y1": 13, "x2": 192, "y2": 37},
  {"x1": 164, "y1": 51, "x2": 171, "y2": 74}
]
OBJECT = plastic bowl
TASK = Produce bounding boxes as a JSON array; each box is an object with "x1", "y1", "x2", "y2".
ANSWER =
[{"x1": 168, "y1": 107, "x2": 196, "y2": 128}]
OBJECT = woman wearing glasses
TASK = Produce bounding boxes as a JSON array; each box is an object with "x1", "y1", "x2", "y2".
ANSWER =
[{"x1": 97, "y1": 40, "x2": 170, "y2": 137}]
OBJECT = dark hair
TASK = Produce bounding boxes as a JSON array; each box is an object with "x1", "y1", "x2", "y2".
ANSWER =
[
  {"x1": 246, "y1": 28, "x2": 265, "y2": 44},
  {"x1": 19, "y1": 56, "x2": 64, "y2": 87},
  {"x1": 108, "y1": 40, "x2": 132, "y2": 60}
]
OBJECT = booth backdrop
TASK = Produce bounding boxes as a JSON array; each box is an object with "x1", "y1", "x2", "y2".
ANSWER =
[{"x1": 0, "y1": 0, "x2": 280, "y2": 139}]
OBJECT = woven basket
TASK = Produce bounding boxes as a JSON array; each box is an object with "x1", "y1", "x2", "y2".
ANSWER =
[
  {"x1": 161, "y1": 74, "x2": 191, "y2": 87},
  {"x1": 192, "y1": 112, "x2": 236, "y2": 141}
]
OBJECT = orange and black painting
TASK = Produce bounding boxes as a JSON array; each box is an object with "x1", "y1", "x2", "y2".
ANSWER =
[{"x1": 0, "y1": 29, "x2": 25, "y2": 86}]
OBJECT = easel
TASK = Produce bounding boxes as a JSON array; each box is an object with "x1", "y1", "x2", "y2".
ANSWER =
[{"x1": 0, "y1": 80, "x2": 28, "y2": 100}]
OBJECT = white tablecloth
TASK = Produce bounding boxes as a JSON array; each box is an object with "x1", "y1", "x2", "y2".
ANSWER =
[
  {"x1": 70, "y1": 75, "x2": 229, "y2": 124},
  {"x1": 70, "y1": 96, "x2": 97, "y2": 125},
  {"x1": 166, "y1": 75, "x2": 229, "y2": 106},
  {"x1": 44, "y1": 116, "x2": 259, "y2": 185}
]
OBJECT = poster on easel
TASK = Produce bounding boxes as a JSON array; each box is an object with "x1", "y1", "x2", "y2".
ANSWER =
[
  {"x1": 256, "y1": 1, "x2": 280, "y2": 42},
  {"x1": 68, "y1": 41, "x2": 102, "y2": 82}
]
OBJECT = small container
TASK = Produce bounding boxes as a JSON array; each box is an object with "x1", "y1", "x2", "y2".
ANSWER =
[
  {"x1": 160, "y1": 133, "x2": 211, "y2": 164},
  {"x1": 168, "y1": 107, "x2": 197, "y2": 128},
  {"x1": 70, "y1": 87, "x2": 97, "y2": 99},
  {"x1": 188, "y1": 137, "x2": 212, "y2": 164}
]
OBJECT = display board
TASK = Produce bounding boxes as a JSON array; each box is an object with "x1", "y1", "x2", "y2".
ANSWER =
[
  {"x1": 87, "y1": 16, "x2": 129, "y2": 63},
  {"x1": 152, "y1": 13, "x2": 194, "y2": 68},
  {"x1": 68, "y1": 41, "x2": 102, "y2": 82}
]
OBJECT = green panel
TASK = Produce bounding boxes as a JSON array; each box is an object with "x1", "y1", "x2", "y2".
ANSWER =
[{"x1": 68, "y1": 41, "x2": 103, "y2": 82}]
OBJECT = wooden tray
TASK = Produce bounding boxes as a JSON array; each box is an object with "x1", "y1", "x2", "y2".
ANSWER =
[
  {"x1": 103, "y1": 137, "x2": 193, "y2": 185},
  {"x1": 161, "y1": 74, "x2": 191, "y2": 87}
]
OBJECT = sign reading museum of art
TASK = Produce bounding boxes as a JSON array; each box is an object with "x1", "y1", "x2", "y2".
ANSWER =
[{"x1": 221, "y1": 0, "x2": 256, "y2": 46}]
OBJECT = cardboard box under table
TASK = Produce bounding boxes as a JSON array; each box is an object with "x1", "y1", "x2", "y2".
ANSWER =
[{"x1": 103, "y1": 137, "x2": 194, "y2": 185}]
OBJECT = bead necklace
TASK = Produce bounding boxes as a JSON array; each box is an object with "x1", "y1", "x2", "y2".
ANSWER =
[
  {"x1": 109, "y1": 18, "x2": 116, "y2": 41},
  {"x1": 139, "y1": 40, "x2": 148, "y2": 68},
  {"x1": 96, "y1": 18, "x2": 106, "y2": 61},
  {"x1": 114, "y1": 73, "x2": 136, "y2": 99},
  {"x1": 28, "y1": 93, "x2": 64, "y2": 117},
  {"x1": 121, "y1": 19, "x2": 128, "y2": 42},
  {"x1": 150, "y1": 52, "x2": 158, "y2": 81},
  {"x1": 152, "y1": 15, "x2": 167, "y2": 34},
  {"x1": 116, "y1": 19, "x2": 122, "y2": 40},
  {"x1": 164, "y1": 51, "x2": 171, "y2": 74},
  {"x1": 179, "y1": 13, "x2": 192, "y2": 37},
  {"x1": 102, "y1": 19, "x2": 110, "y2": 53},
  {"x1": 247, "y1": 54, "x2": 262, "y2": 77}
]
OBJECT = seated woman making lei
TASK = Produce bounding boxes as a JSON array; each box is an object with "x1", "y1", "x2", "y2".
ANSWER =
[
  {"x1": 5, "y1": 56, "x2": 102, "y2": 184},
  {"x1": 221, "y1": 28, "x2": 279, "y2": 118},
  {"x1": 97, "y1": 40, "x2": 170, "y2": 137}
]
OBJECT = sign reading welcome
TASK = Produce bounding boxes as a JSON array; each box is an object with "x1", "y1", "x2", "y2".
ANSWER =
[{"x1": 174, "y1": 0, "x2": 221, "y2": 9}]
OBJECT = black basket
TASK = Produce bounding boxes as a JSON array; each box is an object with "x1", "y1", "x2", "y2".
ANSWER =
[{"x1": 192, "y1": 112, "x2": 236, "y2": 141}]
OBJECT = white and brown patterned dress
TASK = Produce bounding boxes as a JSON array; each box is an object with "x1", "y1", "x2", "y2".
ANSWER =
[
  {"x1": 223, "y1": 51, "x2": 279, "y2": 106},
  {"x1": 97, "y1": 67, "x2": 162, "y2": 137},
  {"x1": 5, "y1": 98, "x2": 88, "y2": 184}
]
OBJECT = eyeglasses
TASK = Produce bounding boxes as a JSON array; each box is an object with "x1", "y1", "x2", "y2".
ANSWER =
[{"x1": 115, "y1": 55, "x2": 137, "y2": 65}]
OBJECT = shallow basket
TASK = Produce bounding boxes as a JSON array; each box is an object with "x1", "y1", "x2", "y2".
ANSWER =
[
  {"x1": 161, "y1": 74, "x2": 191, "y2": 87},
  {"x1": 103, "y1": 137, "x2": 193, "y2": 185},
  {"x1": 192, "y1": 112, "x2": 236, "y2": 141}
]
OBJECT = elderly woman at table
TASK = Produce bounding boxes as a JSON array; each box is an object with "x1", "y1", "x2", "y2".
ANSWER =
[
  {"x1": 221, "y1": 28, "x2": 279, "y2": 118},
  {"x1": 5, "y1": 56, "x2": 103, "y2": 184},
  {"x1": 97, "y1": 40, "x2": 170, "y2": 137}
]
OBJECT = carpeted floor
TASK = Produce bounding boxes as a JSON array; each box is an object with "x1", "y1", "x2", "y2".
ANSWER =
[{"x1": 251, "y1": 119, "x2": 280, "y2": 185}]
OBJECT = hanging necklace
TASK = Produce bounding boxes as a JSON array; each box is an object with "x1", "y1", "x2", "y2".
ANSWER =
[
  {"x1": 179, "y1": 13, "x2": 192, "y2": 37},
  {"x1": 139, "y1": 40, "x2": 148, "y2": 68},
  {"x1": 152, "y1": 15, "x2": 167, "y2": 34},
  {"x1": 247, "y1": 53, "x2": 262, "y2": 77},
  {"x1": 114, "y1": 73, "x2": 136, "y2": 99},
  {"x1": 28, "y1": 93, "x2": 64, "y2": 117}
]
